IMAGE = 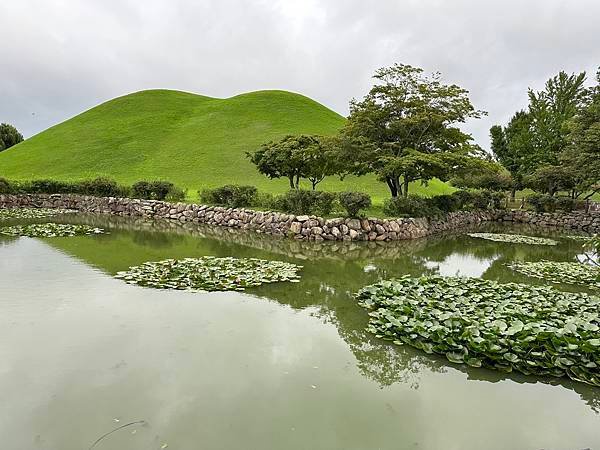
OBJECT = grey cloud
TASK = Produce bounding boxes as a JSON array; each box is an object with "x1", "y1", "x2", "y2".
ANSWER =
[{"x1": 1, "y1": 0, "x2": 598, "y2": 149}]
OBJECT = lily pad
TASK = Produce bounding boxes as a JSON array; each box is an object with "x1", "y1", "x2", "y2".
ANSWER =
[
  {"x1": 356, "y1": 276, "x2": 600, "y2": 386},
  {"x1": 115, "y1": 256, "x2": 302, "y2": 292},
  {"x1": 507, "y1": 260, "x2": 600, "y2": 290},
  {"x1": 0, "y1": 207, "x2": 76, "y2": 221},
  {"x1": 0, "y1": 223, "x2": 105, "y2": 237},
  {"x1": 467, "y1": 233, "x2": 558, "y2": 246}
]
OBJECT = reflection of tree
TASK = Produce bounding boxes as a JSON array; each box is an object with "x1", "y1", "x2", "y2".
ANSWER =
[{"x1": 46, "y1": 213, "x2": 600, "y2": 410}]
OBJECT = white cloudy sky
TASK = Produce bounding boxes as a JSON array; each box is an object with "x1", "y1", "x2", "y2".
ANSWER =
[{"x1": 1, "y1": 0, "x2": 598, "y2": 148}]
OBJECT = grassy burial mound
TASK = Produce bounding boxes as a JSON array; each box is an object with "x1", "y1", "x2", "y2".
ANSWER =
[{"x1": 0, "y1": 89, "x2": 452, "y2": 202}]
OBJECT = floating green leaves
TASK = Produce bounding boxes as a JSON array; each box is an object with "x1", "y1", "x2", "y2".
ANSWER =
[
  {"x1": 468, "y1": 233, "x2": 558, "y2": 246},
  {"x1": 507, "y1": 260, "x2": 600, "y2": 290},
  {"x1": 115, "y1": 256, "x2": 302, "y2": 292},
  {"x1": 356, "y1": 276, "x2": 600, "y2": 386},
  {"x1": 0, "y1": 223, "x2": 105, "y2": 238},
  {"x1": 0, "y1": 207, "x2": 76, "y2": 221}
]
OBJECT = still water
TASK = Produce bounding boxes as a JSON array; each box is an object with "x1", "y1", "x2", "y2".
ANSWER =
[{"x1": 0, "y1": 214, "x2": 599, "y2": 450}]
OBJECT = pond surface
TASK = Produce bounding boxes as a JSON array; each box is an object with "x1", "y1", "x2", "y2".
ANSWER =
[{"x1": 0, "y1": 213, "x2": 599, "y2": 450}]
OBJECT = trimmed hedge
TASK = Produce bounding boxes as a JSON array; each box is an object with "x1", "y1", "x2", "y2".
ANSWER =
[
  {"x1": 383, "y1": 190, "x2": 505, "y2": 218},
  {"x1": 338, "y1": 192, "x2": 371, "y2": 218},
  {"x1": 272, "y1": 190, "x2": 336, "y2": 216},
  {"x1": 0, "y1": 178, "x2": 185, "y2": 201},
  {"x1": 200, "y1": 185, "x2": 258, "y2": 208}
]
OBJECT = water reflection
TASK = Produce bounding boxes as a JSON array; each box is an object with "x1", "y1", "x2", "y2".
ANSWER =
[{"x1": 40, "y1": 214, "x2": 600, "y2": 408}]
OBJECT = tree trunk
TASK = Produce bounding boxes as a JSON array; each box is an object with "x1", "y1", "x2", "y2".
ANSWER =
[
  {"x1": 510, "y1": 188, "x2": 516, "y2": 202},
  {"x1": 311, "y1": 179, "x2": 317, "y2": 190},
  {"x1": 403, "y1": 179, "x2": 409, "y2": 197},
  {"x1": 295, "y1": 174, "x2": 300, "y2": 190},
  {"x1": 288, "y1": 176, "x2": 295, "y2": 189},
  {"x1": 386, "y1": 177, "x2": 398, "y2": 197}
]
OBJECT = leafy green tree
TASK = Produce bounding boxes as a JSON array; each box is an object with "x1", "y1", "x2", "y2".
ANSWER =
[
  {"x1": 451, "y1": 160, "x2": 513, "y2": 192},
  {"x1": 490, "y1": 111, "x2": 535, "y2": 198},
  {"x1": 338, "y1": 64, "x2": 485, "y2": 197},
  {"x1": 528, "y1": 70, "x2": 588, "y2": 165},
  {"x1": 560, "y1": 68, "x2": 600, "y2": 199},
  {"x1": 525, "y1": 165, "x2": 578, "y2": 197},
  {"x1": 0, "y1": 123, "x2": 24, "y2": 152},
  {"x1": 248, "y1": 135, "x2": 338, "y2": 190},
  {"x1": 491, "y1": 70, "x2": 590, "y2": 198}
]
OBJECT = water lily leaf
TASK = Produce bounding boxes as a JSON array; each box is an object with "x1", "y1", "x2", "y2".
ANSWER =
[
  {"x1": 356, "y1": 276, "x2": 600, "y2": 387},
  {"x1": 114, "y1": 256, "x2": 302, "y2": 292},
  {"x1": 468, "y1": 233, "x2": 558, "y2": 246},
  {"x1": 0, "y1": 223, "x2": 105, "y2": 238}
]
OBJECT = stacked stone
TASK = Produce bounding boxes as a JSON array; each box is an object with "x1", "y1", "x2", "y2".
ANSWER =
[
  {"x1": 1, "y1": 193, "x2": 598, "y2": 241},
  {"x1": 499, "y1": 210, "x2": 600, "y2": 233}
]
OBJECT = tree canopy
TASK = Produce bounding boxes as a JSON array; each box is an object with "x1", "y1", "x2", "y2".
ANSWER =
[
  {"x1": 0, "y1": 123, "x2": 24, "y2": 152},
  {"x1": 247, "y1": 134, "x2": 339, "y2": 190},
  {"x1": 336, "y1": 64, "x2": 485, "y2": 197}
]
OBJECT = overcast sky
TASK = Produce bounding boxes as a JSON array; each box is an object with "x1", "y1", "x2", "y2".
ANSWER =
[{"x1": 1, "y1": 0, "x2": 599, "y2": 149}]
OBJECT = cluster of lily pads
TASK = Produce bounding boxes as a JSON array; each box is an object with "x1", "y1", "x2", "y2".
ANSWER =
[
  {"x1": 468, "y1": 233, "x2": 558, "y2": 246},
  {"x1": 0, "y1": 207, "x2": 75, "y2": 221},
  {"x1": 0, "y1": 223, "x2": 105, "y2": 238},
  {"x1": 115, "y1": 256, "x2": 302, "y2": 292},
  {"x1": 507, "y1": 260, "x2": 600, "y2": 290},
  {"x1": 356, "y1": 276, "x2": 600, "y2": 386}
]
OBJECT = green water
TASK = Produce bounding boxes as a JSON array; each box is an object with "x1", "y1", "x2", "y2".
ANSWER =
[{"x1": 0, "y1": 213, "x2": 598, "y2": 450}]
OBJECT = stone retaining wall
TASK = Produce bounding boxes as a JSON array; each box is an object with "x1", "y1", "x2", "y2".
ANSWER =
[
  {"x1": 1, "y1": 193, "x2": 598, "y2": 240},
  {"x1": 497, "y1": 210, "x2": 600, "y2": 233}
]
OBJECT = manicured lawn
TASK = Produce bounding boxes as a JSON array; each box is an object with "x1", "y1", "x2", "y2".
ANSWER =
[{"x1": 0, "y1": 89, "x2": 453, "y2": 204}]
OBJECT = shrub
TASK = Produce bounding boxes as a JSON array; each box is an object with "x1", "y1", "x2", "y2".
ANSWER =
[
  {"x1": 527, "y1": 194, "x2": 556, "y2": 213},
  {"x1": 338, "y1": 192, "x2": 371, "y2": 217},
  {"x1": 275, "y1": 189, "x2": 336, "y2": 216},
  {"x1": 200, "y1": 185, "x2": 258, "y2": 208},
  {"x1": 164, "y1": 186, "x2": 186, "y2": 202},
  {"x1": 0, "y1": 178, "x2": 14, "y2": 194},
  {"x1": 556, "y1": 197, "x2": 575, "y2": 212},
  {"x1": 254, "y1": 192, "x2": 275, "y2": 209},
  {"x1": 78, "y1": 177, "x2": 129, "y2": 197},
  {"x1": 382, "y1": 195, "x2": 441, "y2": 218},
  {"x1": 132, "y1": 180, "x2": 183, "y2": 201},
  {"x1": 19, "y1": 179, "x2": 74, "y2": 194},
  {"x1": 430, "y1": 193, "x2": 462, "y2": 213}
]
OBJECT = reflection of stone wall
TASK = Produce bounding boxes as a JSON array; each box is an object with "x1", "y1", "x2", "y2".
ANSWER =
[
  {"x1": 498, "y1": 210, "x2": 600, "y2": 233},
  {"x1": 5, "y1": 193, "x2": 596, "y2": 241}
]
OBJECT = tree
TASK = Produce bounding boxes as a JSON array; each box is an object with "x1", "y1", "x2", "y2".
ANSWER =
[
  {"x1": 560, "y1": 68, "x2": 600, "y2": 199},
  {"x1": 490, "y1": 70, "x2": 590, "y2": 198},
  {"x1": 247, "y1": 135, "x2": 338, "y2": 190},
  {"x1": 0, "y1": 123, "x2": 24, "y2": 152},
  {"x1": 337, "y1": 64, "x2": 485, "y2": 197},
  {"x1": 490, "y1": 111, "x2": 535, "y2": 199},
  {"x1": 451, "y1": 160, "x2": 513, "y2": 192},
  {"x1": 528, "y1": 70, "x2": 588, "y2": 165}
]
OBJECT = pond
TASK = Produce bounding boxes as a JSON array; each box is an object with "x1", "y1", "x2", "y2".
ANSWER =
[{"x1": 0, "y1": 213, "x2": 599, "y2": 450}]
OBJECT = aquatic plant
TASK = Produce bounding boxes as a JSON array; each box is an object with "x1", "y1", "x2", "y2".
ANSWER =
[
  {"x1": 0, "y1": 207, "x2": 75, "y2": 221},
  {"x1": 508, "y1": 260, "x2": 600, "y2": 290},
  {"x1": 0, "y1": 223, "x2": 104, "y2": 237},
  {"x1": 468, "y1": 233, "x2": 558, "y2": 246},
  {"x1": 115, "y1": 256, "x2": 302, "y2": 292},
  {"x1": 356, "y1": 276, "x2": 600, "y2": 386}
]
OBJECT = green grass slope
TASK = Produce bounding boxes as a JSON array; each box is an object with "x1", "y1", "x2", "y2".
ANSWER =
[{"x1": 0, "y1": 89, "x2": 452, "y2": 203}]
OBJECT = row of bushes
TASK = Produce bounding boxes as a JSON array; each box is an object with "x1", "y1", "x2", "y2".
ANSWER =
[
  {"x1": 526, "y1": 194, "x2": 576, "y2": 213},
  {"x1": 0, "y1": 177, "x2": 186, "y2": 202},
  {"x1": 200, "y1": 185, "x2": 372, "y2": 217},
  {"x1": 200, "y1": 185, "x2": 505, "y2": 218},
  {"x1": 382, "y1": 190, "x2": 505, "y2": 218}
]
